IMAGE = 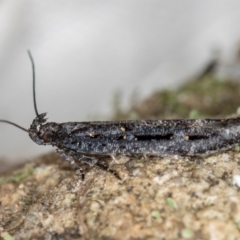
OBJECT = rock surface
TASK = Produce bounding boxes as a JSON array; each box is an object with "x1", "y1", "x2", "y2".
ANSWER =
[{"x1": 1, "y1": 151, "x2": 240, "y2": 239}]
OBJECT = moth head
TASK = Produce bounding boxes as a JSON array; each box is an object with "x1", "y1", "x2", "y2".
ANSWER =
[{"x1": 28, "y1": 113, "x2": 59, "y2": 146}]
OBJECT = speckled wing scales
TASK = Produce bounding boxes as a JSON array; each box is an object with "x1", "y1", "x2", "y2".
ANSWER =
[{"x1": 53, "y1": 118, "x2": 240, "y2": 160}]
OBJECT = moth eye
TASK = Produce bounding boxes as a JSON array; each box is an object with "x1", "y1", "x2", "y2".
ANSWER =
[{"x1": 42, "y1": 131, "x2": 53, "y2": 142}]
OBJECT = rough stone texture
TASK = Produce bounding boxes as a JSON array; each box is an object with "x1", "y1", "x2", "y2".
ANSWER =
[{"x1": 1, "y1": 150, "x2": 240, "y2": 239}]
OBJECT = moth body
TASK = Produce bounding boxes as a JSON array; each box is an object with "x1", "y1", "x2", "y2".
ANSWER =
[{"x1": 28, "y1": 113, "x2": 240, "y2": 167}]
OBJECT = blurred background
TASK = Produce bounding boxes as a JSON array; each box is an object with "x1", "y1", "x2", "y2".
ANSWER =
[{"x1": 1, "y1": 0, "x2": 240, "y2": 169}]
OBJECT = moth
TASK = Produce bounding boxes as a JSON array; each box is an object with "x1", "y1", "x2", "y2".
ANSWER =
[{"x1": 1, "y1": 51, "x2": 240, "y2": 171}]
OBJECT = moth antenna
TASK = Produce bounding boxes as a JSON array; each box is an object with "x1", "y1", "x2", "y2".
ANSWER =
[
  {"x1": 0, "y1": 120, "x2": 28, "y2": 133},
  {"x1": 0, "y1": 51, "x2": 38, "y2": 133},
  {"x1": 27, "y1": 50, "x2": 39, "y2": 117}
]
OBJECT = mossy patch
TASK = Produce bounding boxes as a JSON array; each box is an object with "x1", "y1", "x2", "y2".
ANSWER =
[
  {"x1": 113, "y1": 77, "x2": 240, "y2": 119},
  {"x1": 0, "y1": 165, "x2": 34, "y2": 186}
]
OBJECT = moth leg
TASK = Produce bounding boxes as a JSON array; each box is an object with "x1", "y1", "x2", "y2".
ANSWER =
[
  {"x1": 56, "y1": 149, "x2": 81, "y2": 168},
  {"x1": 110, "y1": 154, "x2": 124, "y2": 164},
  {"x1": 110, "y1": 154, "x2": 118, "y2": 163},
  {"x1": 57, "y1": 148, "x2": 99, "y2": 180},
  {"x1": 142, "y1": 154, "x2": 149, "y2": 161},
  {"x1": 95, "y1": 162, "x2": 121, "y2": 180},
  {"x1": 110, "y1": 154, "x2": 129, "y2": 165},
  {"x1": 56, "y1": 148, "x2": 98, "y2": 167},
  {"x1": 79, "y1": 156, "x2": 98, "y2": 166},
  {"x1": 75, "y1": 153, "x2": 121, "y2": 179},
  {"x1": 57, "y1": 149, "x2": 120, "y2": 179}
]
